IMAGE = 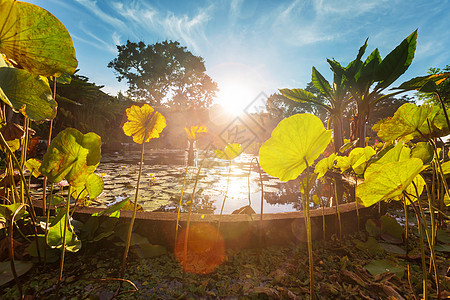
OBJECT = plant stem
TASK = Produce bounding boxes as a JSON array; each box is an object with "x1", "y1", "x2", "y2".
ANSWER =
[
  {"x1": 175, "y1": 162, "x2": 189, "y2": 245},
  {"x1": 333, "y1": 178, "x2": 342, "y2": 240},
  {"x1": 9, "y1": 204, "x2": 26, "y2": 298},
  {"x1": 56, "y1": 185, "x2": 72, "y2": 297},
  {"x1": 120, "y1": 139, "x2": 146, "y2": 279},
  {"x1": 303, "y1": 159, "x2": 314, "y2": 300}
]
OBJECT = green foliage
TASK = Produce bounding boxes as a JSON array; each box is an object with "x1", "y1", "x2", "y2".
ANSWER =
[
  {"x1": 108, "y1": 40, "x2": 218, "y2": 109},
  {"x1": 374, "y1": 103, "x2": 449, "y2": 142},
  {"x1": 0, "y1": 0, "x2": 77, "y2": 77},
  {"x1": 356, "y1": 158, "x2": 423, "y2": 207},
  {"x1": 39, "y1": 128, "x2": 102, "y2": 188},
  {"x1": 259, "y1": 113, "x2": 332, "y2": 181}
]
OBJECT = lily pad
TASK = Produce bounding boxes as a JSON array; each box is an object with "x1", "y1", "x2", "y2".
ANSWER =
[
  {"x1": 364, "y1": 259, "x2": 404, "y2": 279},
  {"x1": 0, "y1": 0, "x2": 77, "y2": 77},
  {"x1": 259, "y1": 114, "x2": 332, "y2": 181},
  {"x1": 40, "y1": 128, "x2": 101, "y2": 187},
  {"x1": 356, "y1": 158, "x2": 423, "y2": 207},
  {"x1": 0, "y1": 67, "x2": 56, "y2": 121},
  {"x1": 122, "y1": 104, "x2": 166, "y2": 144},
  {"x1": 0, "y1": 260, "x2": 33, "y2": 287}
]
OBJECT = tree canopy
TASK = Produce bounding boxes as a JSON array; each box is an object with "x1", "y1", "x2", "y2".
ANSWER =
[
  {"x1": 416, "y1": 65, "x2": 450, "y2": 105},
  {"x1": 108, "y1": 40, "x2": 218, "y2": 110}
]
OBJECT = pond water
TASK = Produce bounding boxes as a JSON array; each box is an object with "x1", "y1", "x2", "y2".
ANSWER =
[{"x1": 84, "y1": 149, "x2": 331, "y2": 214}]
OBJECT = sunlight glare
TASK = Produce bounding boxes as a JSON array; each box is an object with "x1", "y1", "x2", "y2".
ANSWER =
[{"x1": 217, "y1": 83, "x2": 255, "y2": 116}]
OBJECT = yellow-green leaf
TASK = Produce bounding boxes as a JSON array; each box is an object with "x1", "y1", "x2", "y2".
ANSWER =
[
  {"x1": 365, "y1": 142, "x2": 411, "y2": 178},
  {"x1": 39, "y1": 128, "x2": 101, "y2": 186},
  {"x1": 0, "y1": 0, "x2": 77, "y2": 77},
  {"x1": 356, "y1": 158, "x2": 423, "y2": 207},
  {"x1": 122, "y1": 104, "x2": 166, "y2": 144},
  {"x1": 0, "y1": 67, "x2": 56, "y2": 121},
  {"x1": 25, "y1": 158, "x2": 41, "y2": 178},
  {"x1": 314, "y1": 153, "x2": 337, "y2": 179},
  {"x1": 259, "y1": 114, "x2": 332, "y2": 181},
  {"x1": 185, "y1": 125, "x2": 207, "y2": 140},
  {"x1": 214, "y1": 143, "x2": 242, "y2": 160},
  {"x1": 348, "y1": 146, "x2": 376, "y2": 175}
]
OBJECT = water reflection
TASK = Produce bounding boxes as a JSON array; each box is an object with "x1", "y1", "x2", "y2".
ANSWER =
[{"x1": 92, "y1": 149, "x2": 348, "y2": 214}]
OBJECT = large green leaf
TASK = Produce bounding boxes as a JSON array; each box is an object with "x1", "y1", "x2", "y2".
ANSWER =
[
  {"x1": 47, "y1": 208, "x2": 81, "y2": 252},
  {"x1": 259, "y1": 113, "x2": 332, "y2": 181},
  {"x1": 375, "y1": 103, "x2": 445, "y2": 142},
  {"x1": 280, "y1": 88, "x2": 331, "y2": 111},
  {"x1": 374, "y1": 30, "x2": 417, "y2": 90},
  {"x1": 348, "y1": 146, "x2": 376, "y2": 175},
  {"x1": 0, "y1": 67, "x2": 56, "y2": 121},
  {"x1": 410, "y1": 142, "x2": 434, "y2": 165},
  {"x1": 356, "y1": 48, "x2": 381, "y2": 88},
  {"x1": 39, "y1": 128, "x2": 101, "y2": 186},
  {"x1": 72, "y1": 173, "x2": 104, "y2": 200},
  {"x1": 356, "y1": 158, "x2": 423, "y2": 207},
  {"x1": 314, "y1": 153, "x2": 337, "y2": 179},
  {"x1": 311, "y1": 67, "x2": 333, "y2": 100},
  {"x1": 365, "y1": 142, "x2": 411, "y2": 178},
  {"x1": 0, "y1": 0, "x2": 77, "y2": 77},
  {"x1": 364, "y1": 259, "x2": 404, "y2": 279},
  {"x1": 394, "y1": 72, "x2": 450, "y2": 92}
]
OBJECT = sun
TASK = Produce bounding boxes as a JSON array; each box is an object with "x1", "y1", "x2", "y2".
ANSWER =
[{"x1": 216, "y1": 83, "x2": 256, "y2": 116}]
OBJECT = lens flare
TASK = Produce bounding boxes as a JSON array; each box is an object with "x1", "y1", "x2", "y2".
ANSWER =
[{"x1": 174, "y1": 223, "x2": 226, "y2": 274}]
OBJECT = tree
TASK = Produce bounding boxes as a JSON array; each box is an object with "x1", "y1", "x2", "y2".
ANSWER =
[
  {"x1": 327, "y1": 30, "x2": 417, "y2": 147},
  {"x1": 108, "y1": 40, "x2": 218, "y2": 110},
  {"x1": 38, "y1": 72, "x2": 132, "y2": 142},
  {"x1": 416, "y1": 65, "x2": 450, "y2": 105},
  {"x1": 281, "y1": 66, "x2": 352, "y2": 152}
]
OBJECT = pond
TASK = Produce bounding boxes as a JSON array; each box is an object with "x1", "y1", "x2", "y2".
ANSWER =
[{"x1": 75, "y1": 149, "x2": 338, "y2": 215}]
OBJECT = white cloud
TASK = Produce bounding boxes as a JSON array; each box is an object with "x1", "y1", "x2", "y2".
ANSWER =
[
  {"x1": 74, "y1": 0, "x2": 127, "y2": 29},
  {"x1": 77, "y1": 22, "x2": 117, "y2": 54},
  {"x1": 110, "y1": 0, "x2": 212, "y2": 52}
]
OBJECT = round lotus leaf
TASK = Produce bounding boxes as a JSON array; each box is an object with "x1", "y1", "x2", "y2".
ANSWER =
[
  {"x1": 259, "y1": 114, "x2": 332, "y2": 182},
  {"x1": 0, "y1": 0, "x2": 77, "y2": 77}
]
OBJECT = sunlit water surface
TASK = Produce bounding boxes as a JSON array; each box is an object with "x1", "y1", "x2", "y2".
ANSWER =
[{"x1": 82, "y1": 149, "x2": 329, "y2": 214}]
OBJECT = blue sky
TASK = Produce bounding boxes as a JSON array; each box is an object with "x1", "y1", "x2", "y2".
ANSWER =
[{"x1": 27, "y1": 0, "x2": 449, "y2": 111}]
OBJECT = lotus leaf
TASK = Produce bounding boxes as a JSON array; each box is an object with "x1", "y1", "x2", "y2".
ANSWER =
[
  {"x1": 356, "y1": 158, "x2": 423, "y2": 207},
  {"x1": 0, "y1": 0, "x2": 77, "y2": 77},
  {"x1": 0, "y1": 203, "x2": 26, "y2": 221},
  {"x1": 122, "y1": 104, "x2": 166, "y2": 144},
  {"x1": 39, "y1": 128, "x2": 101, "y2": 187},
  {"x1": 0, "y1": 67, "x2": 56, "y2": 121},
  {"x1": 364, "y1": 259, "x2": 404, "y2": 279},
  {"x1": 410, "y1": 142, "x2": 434, "y2": 164},
  {"x1": 314, "y1": 153, "x2": 337, "y2": 179},
  {"x1": 401, "y1": 174, "x2": 425, "y2": 204},
  {"x1": 214, "y1": 143, "x2": 242, "y2": 160},
  {"x1": 375, "y1": 103, "x2": 448, "y2": 142},
  {"x1": 259, "y1": 114, "x2": 331, "y2": 181},
  {"x1": 348, "y1": 146, "x2": 376, "y2": 175},
  {"x1": 25, "y1": 158, "x2": 41, "y2": 178},
  {"x1": 365, "y1": 143, "x2": 411, "y2": 178},
  {"x1": 47, "y1": 209, "x2": 81, "y2": 252},
  {"x1": 72, "y1": 173, "x2": 104, "y2": 200}
]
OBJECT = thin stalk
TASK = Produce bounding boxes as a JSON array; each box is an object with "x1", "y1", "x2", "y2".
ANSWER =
[
  {"x1": 413, "y1": 182, "x2": 440, "y2": 299},
  {"x1": 44, "y1": 185, "x2": 54, "y2": 266},
  {"x1": 403, "y1": 198, "x2": 409, "y2": 256},
  {"x1": 303, "y1": 160, "x2": 314, "y2": 300},
  {"x1": 9, "y1": 204, "x2": 26, "y2": 298},
  {"x1": 406, "y1": 196, "x2": 427, "y2": 300},
  {"x1": 354, "y1": 172, "x2": 360, "y2": 229},
  {"x1": 183, "y1": 164, "x2": 202, "y2": 287},
  {"x1": 407, "y1": 264, "x2": 419, "y2": 300},
  {"x1": 175, "y1": 162, "x2": 190, "y2": 245},
  {"x1": 321, "y1": 196, "x2": 325, "y2": 241},
  {"x1": 56, "y1": 185, "x2": 72, "y2": 297},
  {"x1": 435, "y1": 92, "x2": 450, "y2": 129},
  {"x1": 20, "y1": 117, "x2": 30, "y2": 204},
  {"x1": 120, "y1": 139, "x2": 146, "y2": 279},
  {"x1": 333, "y1": 178, "x2": 342, "y2": 239},
  {"x1": 41, "y1": 78, "x2": 57, "y2": 216},
  {"x1": 217, "y1": 160, "x2": 231, "y2": 233}
]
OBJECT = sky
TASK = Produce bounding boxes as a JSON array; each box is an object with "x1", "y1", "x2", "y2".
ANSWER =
[{"x1": 26, "y1": 0, "x2": 450, "y2": 112}]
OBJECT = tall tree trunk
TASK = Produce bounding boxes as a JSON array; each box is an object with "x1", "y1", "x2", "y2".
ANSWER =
[{"x1": 332, "y1": 115, "x2": 345, "y2": 153}]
